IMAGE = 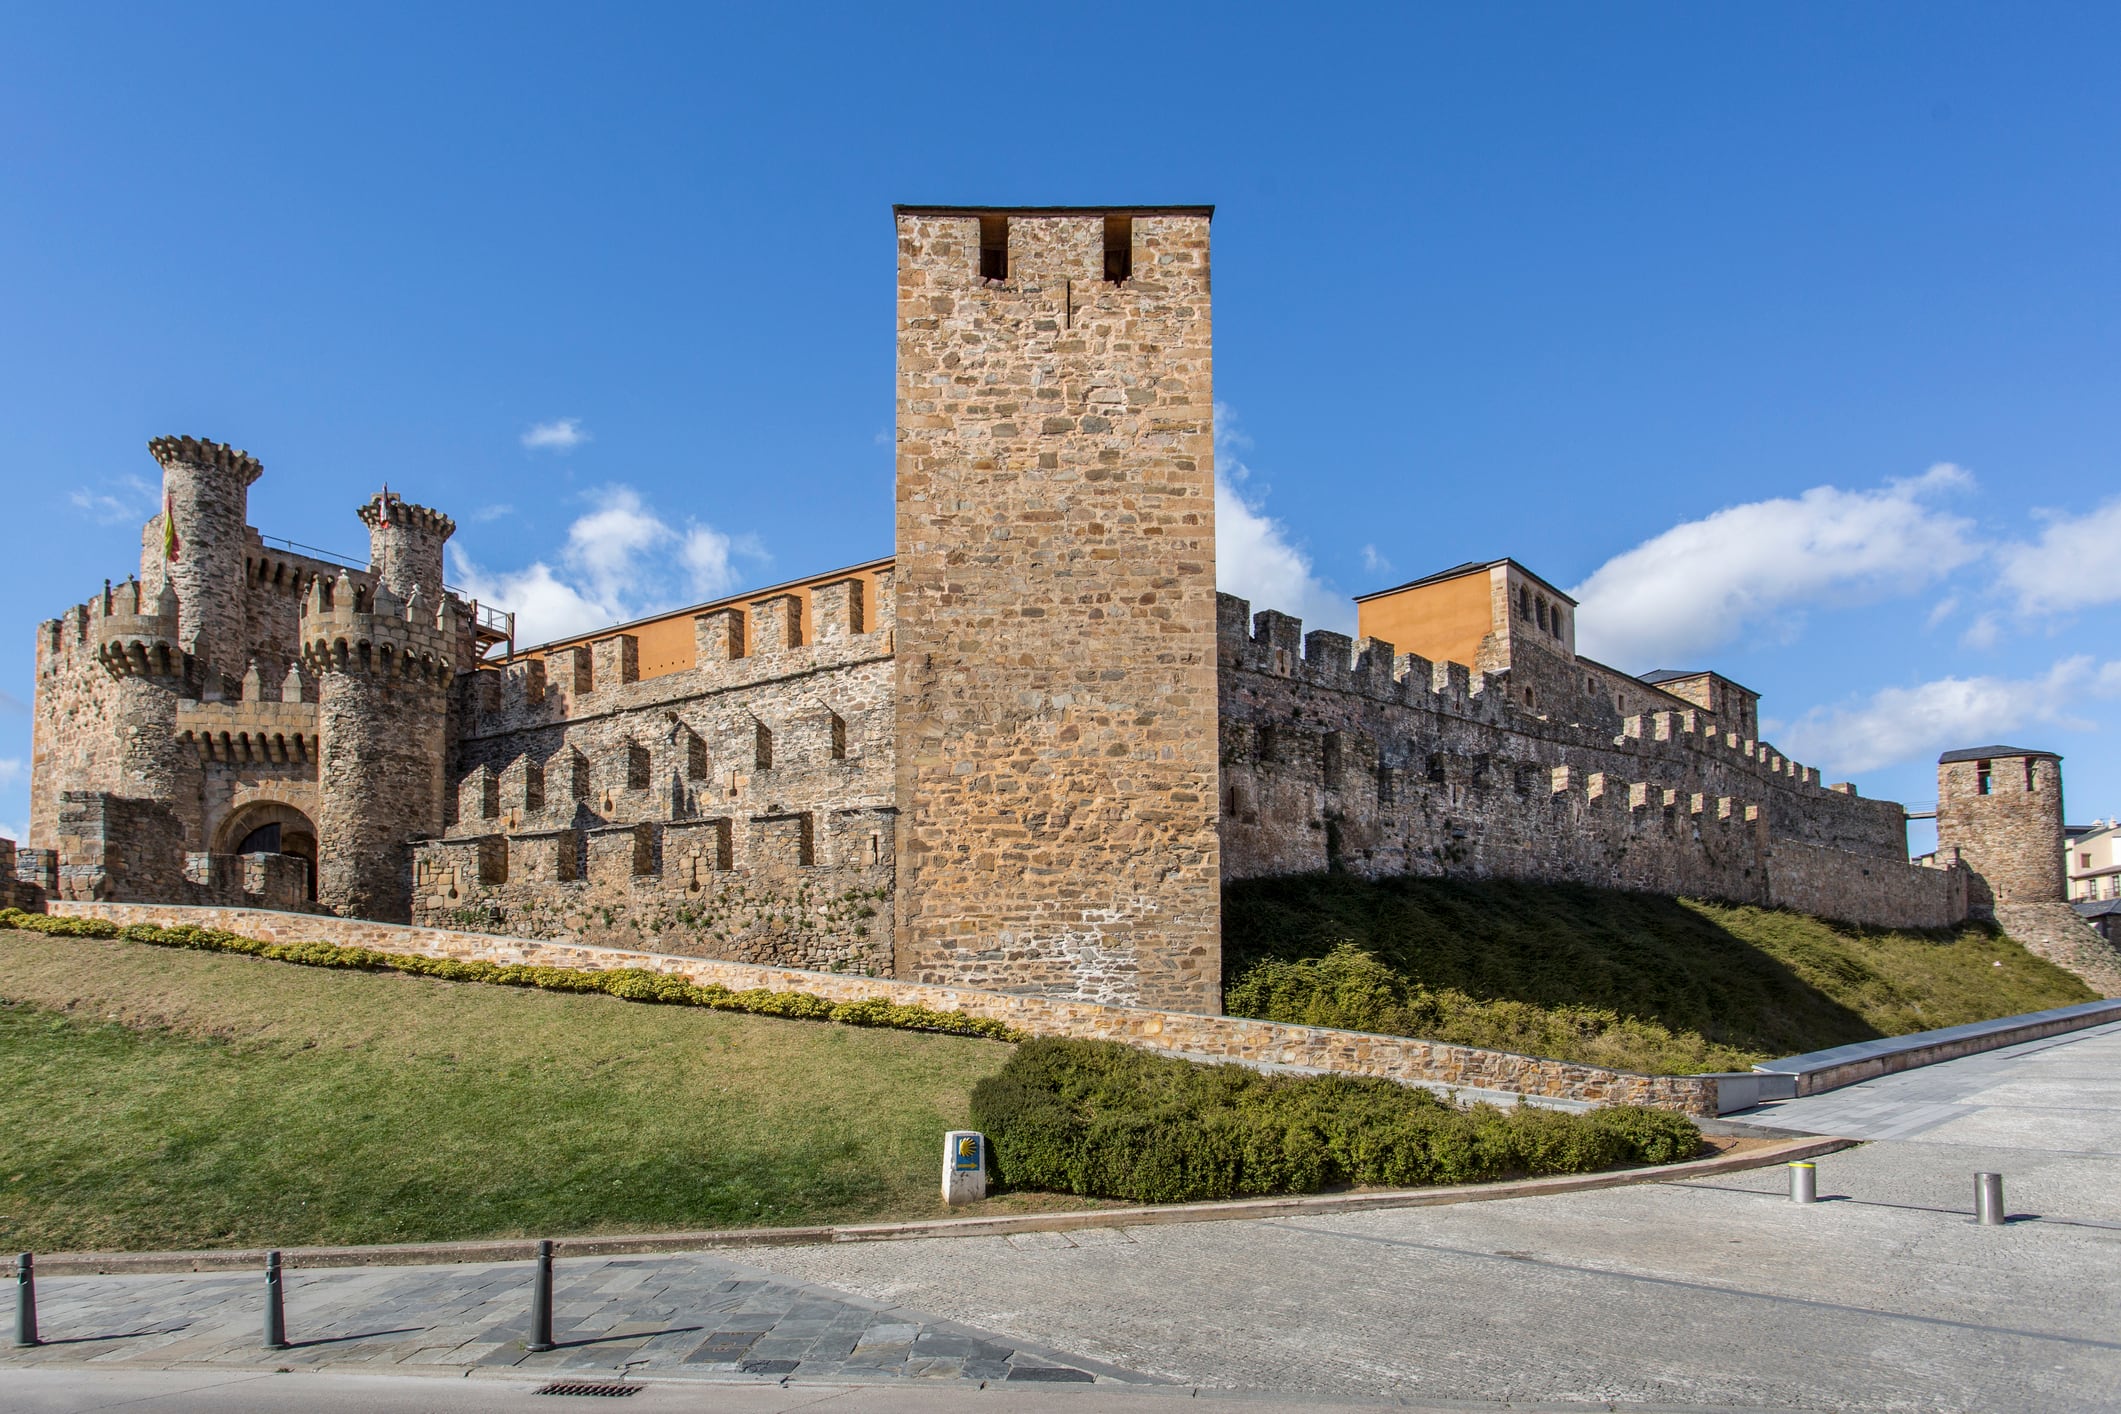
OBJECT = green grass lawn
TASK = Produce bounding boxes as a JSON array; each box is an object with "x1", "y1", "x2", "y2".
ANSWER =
[
  {"x1": 1223, "y1": 875, "x2": 2098, "y2": 1074},
  {"x1": 0, "y1": 928, "x2": 1013, "y2": 1253}
]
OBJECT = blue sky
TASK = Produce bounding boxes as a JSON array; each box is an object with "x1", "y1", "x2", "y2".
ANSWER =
[{"x1": 4, "y1": 4, "x2": 2119, "y2": 852}]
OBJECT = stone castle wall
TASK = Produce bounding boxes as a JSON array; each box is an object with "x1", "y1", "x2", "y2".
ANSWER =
[
  {"x1": 409, "y1": 575, "x2": 899, "y2": 973},
  {"x1": 1215, "y1": 595, "x2": 1966, "y2": 930},
  {"x1": 892, "y1": 208, "x2": 1223, "y2": 1010}
]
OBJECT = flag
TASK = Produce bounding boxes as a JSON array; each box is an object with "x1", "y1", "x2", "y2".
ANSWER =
[
  {"x1": 163, "y1": 491, "x2": 179, "y2": 562},
  {"x1": 379, "y1": 483, "x2": 391, "y2": 528}
]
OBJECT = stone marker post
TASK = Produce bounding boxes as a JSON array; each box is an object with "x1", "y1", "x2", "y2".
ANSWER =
[{"x1": 942, "y1": 1130, "x2": 987, "y2": 1206}]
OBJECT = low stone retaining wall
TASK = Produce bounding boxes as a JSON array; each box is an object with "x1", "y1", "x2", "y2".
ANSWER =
[
  {"x1": 1755, "y1": 998, "x2": 2121, "y2": 1097},
  {"x1": 39, "y1": 900, "x2": 1720, "y2": 1116}
]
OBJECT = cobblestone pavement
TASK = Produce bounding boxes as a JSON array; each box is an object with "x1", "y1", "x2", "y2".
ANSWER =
[
  {"x1": 0, "y1": 1249, "x2": 1150, "y2": 1387},
  {"x1": 725, "y1": 1026, "x2": 2121, "y2": 1412},
  {"x1": 9, "y1": 1028, "x2": 2121, "y2": 1409}
]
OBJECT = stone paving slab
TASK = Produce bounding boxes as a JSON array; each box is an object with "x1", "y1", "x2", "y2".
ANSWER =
[{"x1": 0, "y1": 1249, "x2": 1152, "y2": 1388}]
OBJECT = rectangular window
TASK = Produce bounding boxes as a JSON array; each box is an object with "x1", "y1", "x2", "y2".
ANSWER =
[
  {"x1": 1976, "y1": 760, "x2": 1993, "y2": 795},
  {"x1": 1103, "y1": 214, "x2": 1132, "y2": 282},
  {"x1": 979, "y1": 215, "x2": 1008, "y2": 281},
  {"x1": 2025, "y1": 758, "x2": 2038, "y2": 791}
]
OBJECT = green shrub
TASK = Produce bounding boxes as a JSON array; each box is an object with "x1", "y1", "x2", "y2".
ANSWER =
[
  {"x1": 969, "y1": 1037, "x2": 1701, "y2": 1203},
  {"x1": 0, "y1": 908, "x2": 1023, "y2": 1043}
]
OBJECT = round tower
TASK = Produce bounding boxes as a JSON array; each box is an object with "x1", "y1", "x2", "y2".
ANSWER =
[
  {"x1": 304, "y1": 568, "x2": 457, "y2": 922},
  {"x1": 142, "y1": 435, "x2": 263, "y2": 677},
  {"x1": 359, "y1": 493, "x2": 455, "y2": 603},
  {"x1": 1935, "y1": 745, "x2": 2066, "y2": 912}
]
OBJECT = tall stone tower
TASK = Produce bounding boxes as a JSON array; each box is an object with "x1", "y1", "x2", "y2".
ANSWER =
[
  {"x1": 1936, "y1": 745, "x2": 2066, "y2": 912},
  {"x1": 892, "y1": 205, "x2": 1222, "y2": 1012},
  {"x1": 141, "y1": 435, "x2": 263, "y2": 681},
  {"x1": 305, "y1": 499, "x2": 460, "y2": 921}
]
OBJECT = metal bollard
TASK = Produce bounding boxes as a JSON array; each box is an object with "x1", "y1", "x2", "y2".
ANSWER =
[
  {"x1": 14, "y1": 1252, "x2": 37, "y2": 1348},
  {"x1": 264, "y1": 1250, "x2": 287, "y2": 1350},
  {"x1": 528, "y1": 1240, "x2": 555, "y2": 1352},
  {"x1": 1788, "y1": 1161, "x2": 1817, "y2": 1204},
  {"x1": 1975, "y1": 1172, "x2": 2006, "y2": 1226}
]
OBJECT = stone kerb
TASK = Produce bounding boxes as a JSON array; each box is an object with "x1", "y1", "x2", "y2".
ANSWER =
[{"x1": 42, "y1": 900, "x2": 1720, "y2": 1115}]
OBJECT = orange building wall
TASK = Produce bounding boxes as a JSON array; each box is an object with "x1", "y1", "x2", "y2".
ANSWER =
[
  {"x1": 516, "y1": 559, "x2": 891, "y2": 684},
  {"x1": 1356, "y1": 570, "x2": 1496, "y2": 666}
]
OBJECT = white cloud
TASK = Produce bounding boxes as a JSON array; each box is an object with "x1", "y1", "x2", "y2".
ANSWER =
[
  {"x1": 1959, "y1": 612, "x2": 2003, "y2": 650},
  {"x1": 0, "y1": 758, "x2": 21, "y2": 790},
  {"x1": 1569, "y1": 465, "x2": 1980, "y2": 669},
  {"x1": 1360, "y1": 544, "x2": 1392, "y2": 577},
  {"x1": 0, "y1": 822, "x2": 27, "y2": 849},
  {"x1": 521, "y1": 418, "x2": 590, "y2": 452},
  {"x1": 451, "y1": 485, "x2": 767, "y2": 647},
  {"x1": 1777, "y1": 656, "x2": 2121, "y2": 776},
  {"x1": 1213, "y1": 404, "x2": 1353, "y2": 635},
  {"x1": 471, "y1": 503, "x2": 514, "y2": 523},
  {"x1": 69, "y1": 474, "x2": 157, "y2": 525},
  {"x1": 1994, "y1": 497, "x2": 2121, "y2": 617}
]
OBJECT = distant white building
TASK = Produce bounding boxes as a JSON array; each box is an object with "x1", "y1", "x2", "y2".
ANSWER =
[{"x1": 2065, "y1": 819, "x2": 2121, "y2": 902}]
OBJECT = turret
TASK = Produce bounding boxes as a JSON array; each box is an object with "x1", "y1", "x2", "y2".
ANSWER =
[
  {"x1": 302, "y1": 565, "x2": 457, "y2": 921},
  {"x1": 142, "y1": 435, "x2": 263, "y2": 676},
  {"x1": 1936, "y1": 745, "x2": 2066, "y2": 913},
  {"x1": 87, "y1": 577, "x2": 188, "y2": 681},
  {"x1": 359, "y1": 493, "x2": 455, "y2": 604}
]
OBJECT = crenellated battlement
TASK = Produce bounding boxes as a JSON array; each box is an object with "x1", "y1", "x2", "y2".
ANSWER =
[
  {"x1": 148, "y1": 434, "x2": 263, "y2": 487},
  {"x1": 358, "y1": 495, "x2": 456, "y2": 541},
  {"x1": 299, "y1": 569, "x2": 457, "y2": 685},
  {"x1": 81, "y1": 576, "x2": 187, "y2": 680}
]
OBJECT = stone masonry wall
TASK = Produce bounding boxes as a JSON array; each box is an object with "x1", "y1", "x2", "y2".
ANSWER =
[
  {"x1": 1937, "y1": 754, "x2": 2066, "y2": 910},
  {"x1": 411, "y1": 577, "x2": 898, "y2": 972},
  {"x1": 1216, "y1": 595, "x2": 1965, "y2": 930},
  {"x1": 44, "y1": 900, "x2": 1723, "y2": 1115},
  {"x1": 893, "y1": 208, "x2": 1222, "y2": 1010}
]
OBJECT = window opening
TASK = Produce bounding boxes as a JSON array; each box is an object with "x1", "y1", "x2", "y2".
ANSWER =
[
  {"x1": 1102, "y1": 214, "x2": 1132, "y2": 282},
  {"x1": 1518, "y1": 587, "x2": 1532, "y2": 620},
  {"x1": 754, "y1": 720, "x2": 774, "y2": 771},
  {"x1": 829, "y1": 711, "x2": 849, "y2": 761},
  {"x1": 979, "y1": 215, "x2": 1008, "y2": 281},
  {"x1": 2025, "y1": 758, "x2": 2038, "y2": 791},
  {"x1": 1536, "y1": 599, "x2": 1549, "y2": 632},
  {"x1": 1976, "y1": 760, "x2": 1993, "y2": 795}
]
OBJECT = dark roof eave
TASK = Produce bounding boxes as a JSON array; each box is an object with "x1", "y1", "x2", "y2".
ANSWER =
[{"x1": 894, "y1": 204, "x2": 1214, "y2": 218}]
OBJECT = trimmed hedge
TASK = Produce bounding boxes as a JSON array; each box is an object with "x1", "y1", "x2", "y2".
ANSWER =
[
  {"x1": 0, "y1": 908, "x2": 1024, "y2": 1043},
  {"x1": 970, "y1": 1037, "x2": 1702, "y2": 1204}
]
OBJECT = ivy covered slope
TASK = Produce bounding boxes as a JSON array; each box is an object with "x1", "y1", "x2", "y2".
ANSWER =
[
  {"x1": 1222, "y1": 876, "x2": 2097, "y2": 1075},
  {"x1": 0, "y1": 919, "x2": 1016, "y2": 1252}
]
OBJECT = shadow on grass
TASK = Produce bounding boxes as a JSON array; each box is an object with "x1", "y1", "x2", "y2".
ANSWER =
[{"x1": 1222, "y1": 874, "x2": 1985, "y2": 1062}]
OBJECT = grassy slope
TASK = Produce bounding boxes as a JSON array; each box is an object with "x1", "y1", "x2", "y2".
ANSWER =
[
  {"x1": 0, "y1": 929, "x2": 1012, "y2": 1252},
  {"x1": 1223, "y1": 875, "x2": 2097, "y2": 1073}
]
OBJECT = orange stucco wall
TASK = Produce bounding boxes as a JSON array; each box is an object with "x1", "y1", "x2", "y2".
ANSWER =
[
  {"x1": 517, "y1": 559, "x2": 891, "y2": 684},
  {"x1": 1357, "y1": 569, "x2": 1496, "y2": 667}
]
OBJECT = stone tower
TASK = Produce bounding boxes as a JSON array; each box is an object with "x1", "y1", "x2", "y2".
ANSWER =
[
  {"x1": 305, "y1": 505, "x2": 459, "y2": 921},
  {"x1": 892, "y1": 205, "x2": 1222, "y2": 1011},
  {"x1": 1936, "y1": 745, "x2": 2066, "y2": 912},
  {"x1": 141, "y1": 435, "x2": 263, "y2": 682},
  {"x1": 360, "y1": 492, "x2": 454, "y2": 603}
]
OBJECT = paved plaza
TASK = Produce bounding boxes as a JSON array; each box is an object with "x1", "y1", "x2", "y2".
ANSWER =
[{"x1": 7, "y1": 1024, "x2": 2120, "y2": 1411}]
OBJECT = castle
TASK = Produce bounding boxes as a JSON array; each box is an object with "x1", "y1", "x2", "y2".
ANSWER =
[{"x1": 18, "y1": 206, "x2": 2086, "y2": 1011}]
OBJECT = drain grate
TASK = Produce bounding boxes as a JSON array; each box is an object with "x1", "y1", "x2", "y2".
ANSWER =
[{"x1": 534, "y1": 1382, "x2": 640, "y2": 1397}]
